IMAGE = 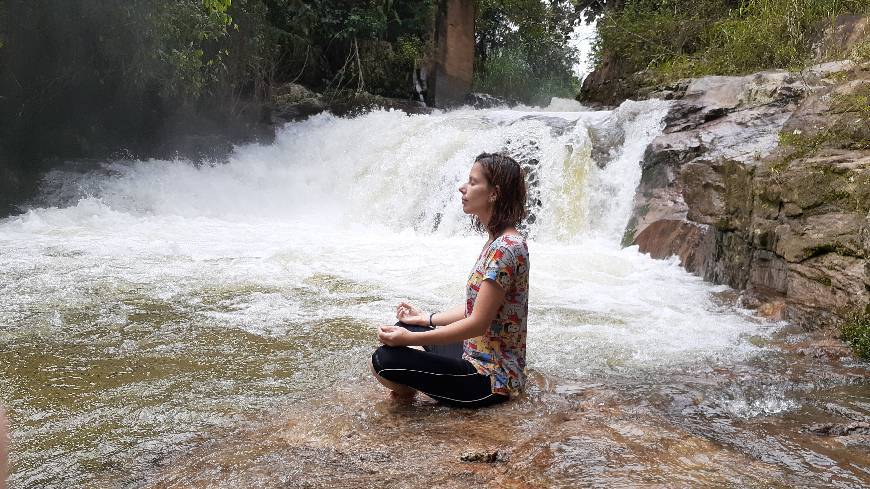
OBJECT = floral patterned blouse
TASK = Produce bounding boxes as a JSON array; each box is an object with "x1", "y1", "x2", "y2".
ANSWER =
[{"x1": 463, "y1": 234, "x2": 529, "y2": 397}]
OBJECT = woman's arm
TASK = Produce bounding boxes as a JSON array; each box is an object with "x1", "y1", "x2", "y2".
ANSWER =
[
  {"x1": 395, "y1": 302, "x2": 465, "y2": 326},
  {"x1": 430, "y1": 304, "x2": 466, "y2": 326},
  {"x1": 380, "y1": 280, "x2": 505, "y2": 346}
]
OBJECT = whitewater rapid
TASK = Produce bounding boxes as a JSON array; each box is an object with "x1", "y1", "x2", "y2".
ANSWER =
[{"x1": 0, "y1": 98, "x2": 774, "y2": 487}]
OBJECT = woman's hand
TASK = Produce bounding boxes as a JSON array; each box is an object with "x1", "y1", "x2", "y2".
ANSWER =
[
  {"x1": 378, "y1": 324, "x2": 414, "y2": 347},
  {"x1": 395, "y1": 301, "x2": 428, "y2": 326}
]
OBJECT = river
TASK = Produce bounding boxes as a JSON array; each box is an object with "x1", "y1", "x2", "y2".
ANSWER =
[{"x1": 0, "y1": 100, "x2": 867, "y2": 487}]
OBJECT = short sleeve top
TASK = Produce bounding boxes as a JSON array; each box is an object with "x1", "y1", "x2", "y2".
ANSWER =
[{"x1": 463, "y1": 234, "x2": 530, "y2": 397}]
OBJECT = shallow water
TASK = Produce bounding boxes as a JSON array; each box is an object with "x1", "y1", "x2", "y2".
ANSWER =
[
  {"x1": 0, "y1": 100, "x2": 867, "y2": 487},
  {"x1": 146, "y1": 325, "x2": 869, "y2": 488}
]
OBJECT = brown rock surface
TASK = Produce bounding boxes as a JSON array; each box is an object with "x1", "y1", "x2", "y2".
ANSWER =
[{"x1": 628, "y1": 59, "x2": 870, "y2": 329}]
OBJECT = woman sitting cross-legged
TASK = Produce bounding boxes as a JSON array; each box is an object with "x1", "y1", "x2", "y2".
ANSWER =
[{"x1": 371, "y1": 152, "x2": 529, "y2": 408}]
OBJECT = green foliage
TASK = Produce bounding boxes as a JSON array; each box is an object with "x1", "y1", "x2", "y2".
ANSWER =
[
  {"x1": 778, "y1": 129, "x2": 829, "y2": 162},
  {"x1": 474, "y1": 0, "x2": 582, "y2": 104},
  {"x1": 850, "y1": 37, "x2": 870, "y2": 62},
  {"x1": 116, "y1": 1, "x2": 435, "y2": 101},
  {"x1": 474, "y1": 47, "x2": 580, "y2": 103},
  {"x1": 0, "y1": 0, "x2": 446, "y2": 179},
  {"x1": 268, "y1": 0, "x2": 435, "y2": 98},
  {"x1": 841, "y1": 307, "x2": 870, "y2": 359},
  {"x1": 1, "y1": 0, "x2": 580, "y2": 110},
  {"x1": 595, "y1": 0, "x2": 870, "y2": 84},
  {"x1": 154, "y1": 0, "x2": 234, "y2": 98},
  {"x1": 595, "y1": 0, "x2": 728, "y2": 77}
]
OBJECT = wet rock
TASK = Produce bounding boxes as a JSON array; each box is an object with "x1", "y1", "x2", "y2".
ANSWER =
[
  {"x1": 804, "y1": 422, "x2": 870, "y2": 436},
  {"x1": 577, "y1": 48, "x2": 636, "y2": 107},
  {"x1": 146, "y1": 369, "x2": 870, "y2": 488},
  {"x1": 267, "y1": 83, "x2": 431, "y2": 124},
  {"x1": 681, "y1": 159, "x2": 754, "y2": 232},
  {"x1": 785, "y1": 253, "x2": 867, "y2": 328},
  {"x1": 749, "y1": 250, "x2": 789, "y2": 296},
  {"x1": 464, "y1": 92, "x2": 517, "y2": 109},
  {"x1": 642, "y1": 79, "x2": 690, "y2": 101},
  {"x1": 460, "y1": 449, "x2": 503, "y2": 463},
  {"x1": 822, "y1": 402, "x2": 870, "y2": 422},
  {"x1": 681, "y1": 162, "x2": 727, "y2": 224},
  {"x1": 662, "y1": 101, "x2": 722, "y2": 133},
  {"x1": 634, "y1": 219, "x2": 712, "y2": 276},
  {"x1": 679, "y1": 71, "x2": 799, "y2": 116},
  {"x1": 627, "y1": 57, "x2": 870, "y2": 329},
  {"x1": 326, "y1": 91, "x2": 430, "y2": 117},
  {"x1": 756, "y1": 300, "x2": 787, "y2": 321},
  {"x1": 268, "y1": 83, "x2": 326, "y2": 123}
]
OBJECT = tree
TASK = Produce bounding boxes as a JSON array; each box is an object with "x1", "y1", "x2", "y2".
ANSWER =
[{"x1": 474, "y1": 0, "x2": 583, "y2": 103}]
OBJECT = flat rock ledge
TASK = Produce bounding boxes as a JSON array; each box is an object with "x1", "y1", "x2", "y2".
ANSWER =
[{"x1": 625, "y1": 59, "x2": 869, "y2": 329}]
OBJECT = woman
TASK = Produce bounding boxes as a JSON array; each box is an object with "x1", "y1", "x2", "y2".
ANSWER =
[{"x1": 372, "y1": 152, "x2": 530, "y2": 408}]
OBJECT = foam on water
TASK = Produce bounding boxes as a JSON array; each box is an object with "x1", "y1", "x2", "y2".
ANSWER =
[
  {"x1": 0, "y1": 100, "x2": 775, "y2": 486},
  {"x1": 0, "y1": 100, "x2": 765, "y2": 372}
]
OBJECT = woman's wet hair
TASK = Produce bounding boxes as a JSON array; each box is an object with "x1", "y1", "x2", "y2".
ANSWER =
[{"x1": 473, "y1": 152, "x2": 527, "y2": 236}]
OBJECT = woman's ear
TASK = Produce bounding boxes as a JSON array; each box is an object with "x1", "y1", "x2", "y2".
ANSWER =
[{"x1": 490, "y1": 185, "x2": 500, "y2": 202}]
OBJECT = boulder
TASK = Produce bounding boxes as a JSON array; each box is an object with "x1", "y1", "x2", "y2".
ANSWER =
[
  {"x1": 464, "y1": 92, "x2": 518, "y2": 109},
  {"x1": 813, "y1": 15, "x2": 870, "y2": 60},
  {"x1": 786, "y1": 253, "x2": 868, "y2": 328},
  {"x1": 628, "y1": 60, "x2": 870, "y2": 329},
  {"x1": 635, "y1": 219, "x2": 712, "y2": 276},
  {"x1": 267, "y1": 83, "x2": 431, "y2": 124},
  {"x1": 267, "y1": 83, "x2": 327, "y2": 123}
]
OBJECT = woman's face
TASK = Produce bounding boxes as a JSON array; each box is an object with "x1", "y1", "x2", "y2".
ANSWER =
[{"x1": 459, "y1": 162, "x2": 495, "y2": 216}]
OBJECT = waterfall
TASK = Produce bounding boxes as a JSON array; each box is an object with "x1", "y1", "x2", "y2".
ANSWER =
[
  {"x1": 0, "y1": 99, "x2": 771, "y2": 487},
  {"x1": 25, "y1": 99, "x2": 669, "y2": 244}
]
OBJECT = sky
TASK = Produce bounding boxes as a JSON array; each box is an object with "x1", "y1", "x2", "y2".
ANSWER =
[{"x1": 569, "y1": 19, "x2": 598, "y2": 82}]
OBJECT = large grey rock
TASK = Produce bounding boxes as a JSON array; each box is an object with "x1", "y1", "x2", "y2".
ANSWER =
[{"x1": 629, "y1": 60, "x2": 870, "y2": 329}]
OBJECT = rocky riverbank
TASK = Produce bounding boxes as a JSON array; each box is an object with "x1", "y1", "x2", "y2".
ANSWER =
[
  {"x1": 582, "y1": 15, "x2": 870, "y2": 333},
  {"x1": 623, "y1": 59, "x2": 869, "y2": 330}
]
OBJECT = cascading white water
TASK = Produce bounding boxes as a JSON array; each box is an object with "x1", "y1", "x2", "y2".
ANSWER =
[
  {"x1": 4, "y1": 98, "x2": 762, "y2": 364},
  {"x1": 0, "y1": 98, "x2": 773, "y2": 487}
]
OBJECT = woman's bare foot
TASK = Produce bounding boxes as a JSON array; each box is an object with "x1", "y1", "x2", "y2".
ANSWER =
[
  {"x1": 388, "y1": 390, "x2": 417, "y2": 404},
  {"x1": 371, "y1": 360, "x2": 418, "y2": 402}
]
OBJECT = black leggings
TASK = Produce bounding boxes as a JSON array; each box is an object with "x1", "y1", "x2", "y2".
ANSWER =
[{"x1": 371, "y1": 323, "x2": 509, "y2": 408}]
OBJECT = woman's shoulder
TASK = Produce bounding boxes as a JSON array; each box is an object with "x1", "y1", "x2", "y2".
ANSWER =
[
  {"x1": 492, "y1": 233, "x2": 528, "y2": 256},
  {"x1": 496, "y1": 233, "x2": 525, "y2": 246}
]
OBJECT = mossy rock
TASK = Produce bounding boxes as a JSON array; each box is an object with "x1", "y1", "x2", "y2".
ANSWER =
[{"x1": 841, "y1": 307, "x2": 870, "y2": 359}]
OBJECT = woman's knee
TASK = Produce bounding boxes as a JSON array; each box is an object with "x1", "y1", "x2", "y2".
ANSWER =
[
  {"x1": 371, "y1": 348, "x2": 416, "y2": 394},
  {"x1": 371, "y1": 345, "x2": 399, "y2": 377}
]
